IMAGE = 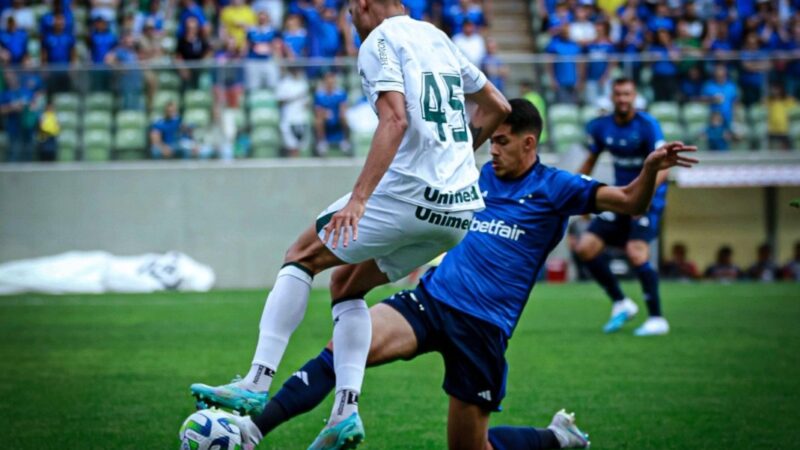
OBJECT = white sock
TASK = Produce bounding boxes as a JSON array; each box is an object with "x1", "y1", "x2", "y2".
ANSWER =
[
  {"x1": 329, "y1": 299, "x2": 371, "y2": 424},
  {"x1": 245, "y1": 265, "x2": 312, "y2": 392}
]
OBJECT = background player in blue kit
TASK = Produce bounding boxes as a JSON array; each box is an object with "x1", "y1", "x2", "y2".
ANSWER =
[
  {"x1": 218, "y1": 99, "x2": 697, "y2": 450},
  {"x1": 575, "y1": 78, "x2": 672, "y2": 336}
]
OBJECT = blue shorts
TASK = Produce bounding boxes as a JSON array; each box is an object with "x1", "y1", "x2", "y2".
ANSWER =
[
  {"x1": 383, "y1": 285, "x2": 508, "y2": 411},
  {"x1": 587, "y1": 208, "x2": 662, "y2": 247}
]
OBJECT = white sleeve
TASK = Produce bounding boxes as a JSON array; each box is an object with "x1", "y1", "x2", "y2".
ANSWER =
[
  {"x1": 360, "y1": 30, "x2": 405, "y2": 97},
  {"x1": 448, "y1": 38, "x2": 487, "y2": 94}
]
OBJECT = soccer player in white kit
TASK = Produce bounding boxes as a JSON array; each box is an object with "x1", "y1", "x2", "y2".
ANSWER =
[{"x1": 191, "y1": 1, "x2": 511, "y2": 448}]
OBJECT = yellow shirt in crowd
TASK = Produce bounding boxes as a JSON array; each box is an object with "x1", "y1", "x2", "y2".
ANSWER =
[
  {"x1": 220, "y1": 5, "x2": 257, "y2": 49},
  {"x1": 40, "y1": 110, "x2": 60, "y2": 137},
  {"x1": 768, "y1": 97, "x2": 796, "y2": 134}
]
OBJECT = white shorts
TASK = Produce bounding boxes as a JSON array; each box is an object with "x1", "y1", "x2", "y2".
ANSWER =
[
  {"x1": 281, "y1": 122, "x2": 310, "y2": 150},
  {"x1": 316, "y1": 192, "x2": 475, "y2": 281}
]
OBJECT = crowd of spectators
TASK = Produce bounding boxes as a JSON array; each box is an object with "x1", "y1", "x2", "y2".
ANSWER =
[{"x1": 660, "y1": 241, "x2": 800, "y2": 282}]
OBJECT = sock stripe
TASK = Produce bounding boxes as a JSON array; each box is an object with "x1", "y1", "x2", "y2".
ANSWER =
[
  {"x1": 281, "y1": 262, "x2": 315, "y2": 279},
  {"x1": 331, "y1": 294, "x2": 368, "y2": 306}
]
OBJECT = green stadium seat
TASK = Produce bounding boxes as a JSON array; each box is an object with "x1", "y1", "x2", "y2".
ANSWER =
[
  {"x1": 251, "y1": 127, "x2": 281, "y2": 158},
  {"x1": 747, "y1": 105, "x2": 767, "y2": 124},
  {"x1": 751, "y1": 121, "x2": 768, "y2": 148},
  {"x1": 250, "y1": 107, "x2": 279, "y2": 128},
  {"x1": 184, "y1": 108, "x2": 211, "y2": 128},
  {"x1": 789, "y1": 106, "x2": 800, "y2": 123},
  {"x1": 157, "y1": 71, "x2": 182, "y2": 90},
  {"x1": 731, "y1": 122, "x2": 750, "y2": 151},
  {"x1": 83, "y1": 111, "x2": 113, "y2": 131},
  {"x1": 660, "y1": 121, "x2": 684, "y2": 142},
  {"x1": 114, "y1": 128, "x2": 147, "y2": 159},
  {"x1": 0, "y1": 132, "x2": 7, "y2": 151},
  {"x1": 579, "y1": 105, "x2": 601, "y2": 124},
  {"x1": 54, "y1": 93, "x2": 81, "y2": 113},
  {"x1": 86, "y1": 93, "x2": 114, "y2": 112},
  {"x1": 153, "y1": 91, "x2": 181, "y2": 112},
  {"x1": 247, "y1": 90, "x2": 278, "y2": 109},
  {"x1": 26, "y1": 39, "x2": 40, "y2": 60},
  {"x1": 116, "y1": 110, "x2": 148, "y2": 130},
  {"x1": 682, "y1": 102, "x2": 709, "y2": 124},
  {"x1": 551, "y1": 123, "x2": 583, "y2": 152},
  {"x1": 184, "y1": 90, "x2": 212, "y2": 110},
  {"x1": 549, "y1": 104, "x2": 580, "y2": 125},
  {"x1": 649, "y1": 102, "x2": 680, "y2": 123},
  {"x1": 82, "y1": 130, "x2": 112, "y2": 161},
  {"x1": 685, "y1": 122, "x2": 706, "y2": 143},
  {"x1": 58, "y1": 129, "x2": 78, "y2": 152},
  {"x1": 224, "y1": 108, "x2": 246, "y2": 130},
  {"x1": 56, "y1": 111, "x2": 79, "y2": 130}
]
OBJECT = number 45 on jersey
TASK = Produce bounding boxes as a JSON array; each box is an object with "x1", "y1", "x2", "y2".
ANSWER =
[{"x1": 421, "y1": 72, "x2": 469, "y2": 143}]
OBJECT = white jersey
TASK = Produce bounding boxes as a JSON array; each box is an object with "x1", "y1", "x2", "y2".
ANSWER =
[
  {"x1": 276, "y1": 74, "x2": 310, "y2": 125},
  {"x1": 358, "y1": 15, "x2": 488, "y2": 212}
]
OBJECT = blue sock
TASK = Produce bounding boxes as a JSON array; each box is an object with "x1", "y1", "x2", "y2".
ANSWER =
[
  {"x1": 584, "y1": 253, "x2": 626, "y2": 303},
  {"x1": 252, "y1": 348, "x2": 336, "y2": 436},
  {"x1": 489, "y1": 426, "x2": 560, "y2": 450},
  {"x1": 635, "y1": 262, "x2": 662, "y2": 317}
]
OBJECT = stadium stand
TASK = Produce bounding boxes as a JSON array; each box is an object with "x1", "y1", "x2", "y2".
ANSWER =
[{"x1": 0, "y1": 0, "x2": 799, "y2": 161}]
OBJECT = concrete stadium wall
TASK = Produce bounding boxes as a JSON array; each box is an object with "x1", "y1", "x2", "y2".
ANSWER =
[{"x1": 0, "y1": 160, "x2": 363, "y2": 289}]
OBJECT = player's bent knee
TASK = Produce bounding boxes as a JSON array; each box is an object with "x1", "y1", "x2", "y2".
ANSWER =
[
  {"x1": 626, "y1": 241, "x2": 649, "y2": 266},
  {"x1": 576, "y1": 237, "x2": 603, "y2": 261}
]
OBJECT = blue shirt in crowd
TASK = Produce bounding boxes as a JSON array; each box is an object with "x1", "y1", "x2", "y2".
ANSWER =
[
  {"x1": 546, "y1": 36, "x2": 581, "y2": 88},
  {"x1": 42, "y1": 32, "x2": 75, "y2": 64},
  {"x1": 706, "y1": 124, "x2": 729, "y2": 151},
  {"x1": 739, "y1": 50, "x2": 768, "y2": 86},
  {"x1": 585, "y1": 41, "x2": 615, "y2": 81},
  {"x1": 315, "y1": 88, "x2": 347, "y2": 142},
  {"x1": 0, "y1": 28, "x2": 26, "y2": 64},
  {"x1": 247, "y1": 26, "x2": 278, "y2": 60},
  {"x1": 701, "y1": 80, "x2": 737, "y2": 125},
  {"x1": 151, "y1": 117, "x2": 182, "y2": 147},
  {"x1": 283, "y1": 29, "x2": 307, "y2": 57},
  {"x1": 650, "y1": 44, "x2": 678, "y2": 76},
  {"x1": 89, "y1": 30, "x2": 117, "y2": 64},
  {"x1": 177, "y1": 4, "x2": 207, "y2": 37}
]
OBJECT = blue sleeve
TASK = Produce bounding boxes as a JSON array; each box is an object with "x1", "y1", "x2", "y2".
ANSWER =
[
  {"x1": 585, "y1": 119, "x2": 603, "y2": 154},
  {"x1": 644, "y1": 116, "x2": 664, "y2": 152},
  {"x1": 314, "y1": 93, "x2": 323, "y2": 107},
  {"x1": 548, "y1": 170, "x2": 604, "y2": 216}
]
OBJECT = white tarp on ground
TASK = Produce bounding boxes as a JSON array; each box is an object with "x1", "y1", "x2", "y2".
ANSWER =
[{"x1": 0, "y1": 251, "x2": 215, "y2": 295}]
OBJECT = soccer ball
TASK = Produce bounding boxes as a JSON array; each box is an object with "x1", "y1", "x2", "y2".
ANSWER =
[{"x1": 179, "y1": 409, "x2": 243, "y2": 450}]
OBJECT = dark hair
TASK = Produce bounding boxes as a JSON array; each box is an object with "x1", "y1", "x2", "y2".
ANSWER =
[
  {"x1": 613, "y1": 77, "x2": 635, "y2": 87},
  {"x1": 504, "y1": 98, "x2": 543, "y2": 141},
  {"x1": 719, "y1": 245, "x2": 733, "y2": 256}
]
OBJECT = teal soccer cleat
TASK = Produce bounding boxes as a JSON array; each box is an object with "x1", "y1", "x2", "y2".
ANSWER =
[
  {"x1": 602, "y1": 298, "x2": 638, "y2": 334},
  {"x1": 308, "y1": 413, "x2": 365, "y2": 450},
  {"x1": 190, "y1": 377, "x2": 268, "y2": 416}
]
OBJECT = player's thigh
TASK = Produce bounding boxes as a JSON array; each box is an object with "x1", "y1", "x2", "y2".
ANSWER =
[
  {"x1": 366, "y1": 303, "x2": 418, "y2": 365},
  {"x1": 329, "y1": 260, "x2": 390, "y2": 300},
  {"x1": 625, "y1": 239, "x2": 650, "y2": 266},
  {"x1": 284, "y1": 224, "x2": 347, "y2": 274},
  {"x1": 447, "y1": 396, "x2": 491, "y2": 450},
  {"x1": 575, "y1": 231, "x2": 605, "y2": 261},
  {"x1": 377, "y1": 209, "x2": 473, "y2": 281}
]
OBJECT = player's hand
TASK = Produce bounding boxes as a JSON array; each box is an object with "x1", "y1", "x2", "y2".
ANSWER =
[
  {"x1": 322, "y1": 197, "x2": 366, "y2": 249},
  {"x1": 646, "y1": 141, "x2": 699, "y2": 171}
]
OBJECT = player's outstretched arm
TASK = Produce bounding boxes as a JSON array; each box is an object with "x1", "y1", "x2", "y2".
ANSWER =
[
  {"x1": 465, "y1": 80, "x2": 512, "y2": 150},
  {"x1": 322, "y1": 91, "x2": 407, "y2": 248},
  {"x1": 596, "y1": 142, "x2": 698, "y2": 215}
]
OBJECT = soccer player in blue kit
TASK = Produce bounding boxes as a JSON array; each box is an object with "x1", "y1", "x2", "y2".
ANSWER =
[
  {"x1": 220, "y1": 99, "x2": 697, "y2": 450},
  {"x1": 575, "y1": 78, "x2": 673, "y2": 336}
]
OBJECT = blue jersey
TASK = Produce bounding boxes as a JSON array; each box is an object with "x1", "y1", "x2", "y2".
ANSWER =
[
  {"x1": 0, "y1": 29, "x2": 27, "y2": 64},
  {"x1": 247, "y1": 26, "x2": 278, "y2": 60},
  {"x1": 283, "y1": 29, "x2": 307, "y2": 57},
  {"x1": 586, "y1": 112, "x2": 667, "y2": 212},
  {"x1": 151, "y1": 117, "x2": 182, "y2": 146},
  {"x1": 89, "y1": 30, "x2": 117, "y2": 64},
  {"x1": 42, "y1": 32, "x2": 75, "y2": 64},
  {"x1": 423, "y1": 161, "x2": 602, "y2": 337},
  {"x1": 314, "y1": 88, "x2": 347, "y2": 126}
]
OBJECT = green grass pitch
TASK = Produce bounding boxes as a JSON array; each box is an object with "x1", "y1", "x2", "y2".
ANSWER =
[{"x1": 1, "y1": 282, "x2": 799, "y2": 449}]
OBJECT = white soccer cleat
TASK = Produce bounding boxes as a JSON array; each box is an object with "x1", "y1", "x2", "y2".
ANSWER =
[
  {"x1": 633, "y1": 316, "x2": 670, "y2": 336},
  {"x1": 603, "y1": 298, "x2": 638, "y2": 333},
  {"x1": 212, "y1": 408, "x2": 263, "y2": 450},
  {"x1": 547, "y1": 409, "x2": 590, "y2": 448}
]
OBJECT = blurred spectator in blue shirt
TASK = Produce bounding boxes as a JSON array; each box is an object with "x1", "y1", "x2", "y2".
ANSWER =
[
  {"x1": 546, "y1": 26, "x2": 582, "y2": 103},
  {"x1": 0, "y1": 71, "x2": 38, "y2": 162},
  {"x1": 547, "y1": 0, "x2": 572, "y2": 35},
  {"x1": 701, "y1": 64, "x2": 737, "y2": 126},
  {"x1": 647, "y1": 2, "x2": 675, "y2": 36},
  {"x1": 679, "y1": 66, "x2": 704, "y2": 102},
  {"x1": 41, "y1": 14, "x2": 75, "y2": 94},
  {"x1": 703, "y1": 18, "x2": 734, "y2": 59},
  {"x1": 583, "y1": 21, "x2": 614, "y2": 105},
  {"x1": 481, "y1": 37, "x2": 509, "y2": 94},
  {"x1": 150, "y1": 101, "x2": 185, "y2": 159},
  {"x1": 282, "y1": 13, "x2": 308, "y2": 58},
  {"x1": 782, "y1": 21, "x2": 800, "y2": 99},
  {"x1": 245, "y1": 10, "x2": 280, "y2": 90},
  {"x1": 312, "y1": 7, "x2": 341, "y2": 58},
  {"x1": 0, "y1": 15, "x2": 26, "y2": 65},
  {"x1": 88, "y1": 17, "x2": 117, "y2": 91},
  {"x1": 403, "y1": 0, "x2": 429, "y2": 20},
  {"x1": 746, "y1": 243, "x2": 780, "y2": 282},
  {"x1": 738, "y1": 31, "x2": 771, "y2": 106},
  {"x1": 703, "y1": 111, "x2": 733, "y2": 150},
  {"x1": 617, "y1": 0, "x2": 651, "y2": 24},
  {"x1": 314, "y1": 71, "x2": 351, "y2": 156},
  {"x1": 133, "y1": 0, "x2": 164, "y2": 37},
  {"x1": 618, "y1": 18, "x2": 646, "y2": 82},
  {"x1": 0, "y1": 0, "x2": 34, "y2": 33},
  {"x1": 106, "y1": 33, "x2": 144, "y2": 111},
  {"x1": 649, "y1": 28, "x2": 680, "y2": 101},
  {"x1": 39, "y1": 0, "x2": 73, "y2": 37},
  {"x1": 704, "y1": 245, "x2": 743, "y2": 281},
  {"x1": 177, "y1": 0, "x2": 210, "y2": 38},
  {"x1": 444, "y1": 0, "x2": 486, "y2": 35}
]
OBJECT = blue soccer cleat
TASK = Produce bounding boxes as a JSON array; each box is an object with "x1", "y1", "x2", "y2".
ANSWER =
[
  {"x1": 190, "y1": 376, "x2": 268, "y2": 416},
  {"x1": 547, "y1": 409, "x2": 591, "y2": 448},
  {"x1": 308, "y1": 413, "x2": 365, "y2": 450},
  {"x1": 602, "y1": 298, "x2": 638, "y2": 334}
]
